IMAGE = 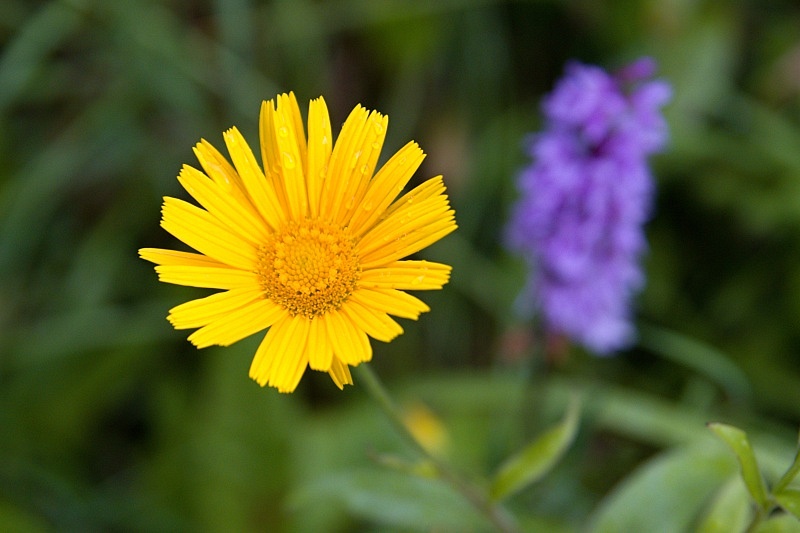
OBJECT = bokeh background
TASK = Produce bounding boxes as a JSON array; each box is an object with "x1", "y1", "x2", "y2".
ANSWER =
[{"x1": 3, "y1": 0, "x2": 800, "y2": 531}]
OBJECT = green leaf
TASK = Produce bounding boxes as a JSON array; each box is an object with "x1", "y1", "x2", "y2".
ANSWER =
[
  {"x1": 774, "y1": 448, "x2": 800, "y2": 494},
  {"x1": 696, "y1": 477, "x2": 753, "y2": 533},
  {"x1": 587, "y1": 440, "x2": 736, "y2": 533},
  {"x1": 288, "y1": 468, "x2": 488, "y2": 531},
  {"x1": 753, "y1": 512, "x2": 800, "y2": 533},
  {"x1": 708, "y1": 423, "x2": 770, "y2": 510},
  {"x1": 637, "y1": 324, "x2": 751, "y2": 401},
  {"x1": 489, "y1": 398, "x2": 580, "y2": 502},
  {"x1": 776, "y1": 489, "x2": 800, "y2": 521}
]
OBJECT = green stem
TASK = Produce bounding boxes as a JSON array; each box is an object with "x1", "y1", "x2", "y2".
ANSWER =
[
  {"x1": 773, "y1": 447, "x2": 800, "y2": 495},
  {"x1": 355, "y1": 364, "x2": 521, "y2": 533}
]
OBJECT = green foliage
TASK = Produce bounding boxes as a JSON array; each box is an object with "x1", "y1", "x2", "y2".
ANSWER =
[
  {"x1": 489, "y1": 397, "x2": 580, "y2": 502},
  {"x1": 587, "y1": 440, "x2": 737, "y2": 533},
  {"x1": 696, "y1": 478, "x2": 753, "y2": 533},
  {"x1": 4, "y1": 0, "x2": 800, "y2": 531},
  {"x1": 775, "y1": 490, "x2": 800, "y2": 522},
  {"x1": 289, "y1": 468, "x2": 489, "y2": 532},
  {"x1": 708, "y1": 422, "x2": 800, "y2": 530},
  {"x1": 709, "y1": 423, "x2": 771, "y2": 510}
]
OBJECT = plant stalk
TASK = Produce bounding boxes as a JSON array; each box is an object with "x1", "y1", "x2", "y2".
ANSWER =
[{"x1": 356, "y1": 364, "x2": 521, "y2": 533}]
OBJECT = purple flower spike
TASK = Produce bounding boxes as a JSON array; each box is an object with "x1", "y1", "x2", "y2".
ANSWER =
[{"x1": 506, "y1": 58, "x2": 671, "y2": 355}]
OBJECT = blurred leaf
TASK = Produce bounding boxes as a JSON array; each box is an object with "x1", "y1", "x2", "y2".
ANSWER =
[
  {"x1": 696, "y1": 477, "x2": 753, "y2": 533},
  {"x1": 288, "y1": 468, "x2": 488, "y2": 532},
  {"x1": 776, "y1": 490, "x2": 800, "y2": 521},
  {"x1": 587, "y1": 441, "x2": 736, "y2": 533},
  {"x1": 370, "y1": 452, "x2": 439, "y2": 479},
  {"x1": 489, "y1": 398, "x2": 579, "y2": 502},
  {"x1": 0, "y1": 498, "x2": 49, "y2": 533},
  {"x1": 709, "y1": 423, "x2": 770, "y2": 511},
  {"x1": 405, "y1": 374, "x2": 797, "y2": 475},
  {"x1": 753, "y1": 512, "x2": 800, "y2": 533},
  {"x1": 0, "y1": 0, "x2": 84, "y2": 113},
  {"x1": 775, "y1": 448, "x2": 800, "y2": 494},
  {"x1": 3, "y1": 302, "x2": 175, "y2": 367},
  {"x1": 638, "y1": 324, "x2": 751, "y2": 401}
]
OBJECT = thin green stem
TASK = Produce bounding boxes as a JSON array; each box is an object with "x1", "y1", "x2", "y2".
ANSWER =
[
  {"x1": 745, "y1": 504, "x2": 769, "y2": 533},
  {"x1": 773, "y1": 447, "x2": 800, "y2": 495},
  {"x1": 355, "y1": 364, "x2": 521, "y2": 533}
]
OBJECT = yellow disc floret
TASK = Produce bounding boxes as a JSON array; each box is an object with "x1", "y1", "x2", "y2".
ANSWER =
[{"x1": 257, "y1": 219, "x2": 360, "y2": 319}]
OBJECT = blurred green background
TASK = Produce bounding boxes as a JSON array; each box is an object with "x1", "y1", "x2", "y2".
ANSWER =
[{"x1": 3, "y1": 0, "x2": 800, "y2": 531}]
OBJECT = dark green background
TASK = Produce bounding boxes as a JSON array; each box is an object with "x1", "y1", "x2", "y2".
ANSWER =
[{"x1": 2, "y1": 0, "x2": 800, "y2": 531}]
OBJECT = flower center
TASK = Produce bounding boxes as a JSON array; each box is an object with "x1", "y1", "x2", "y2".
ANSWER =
[{"x1": 256, "y1": 219, "x2": 360, "y2": 319}]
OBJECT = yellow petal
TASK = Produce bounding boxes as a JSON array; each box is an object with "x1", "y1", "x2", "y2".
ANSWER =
[
  {"x1": 224, "y1": 126, "x2": 285, "y2": 230},
  {"x1": 383, "y1": 174, "x2": 448, "y2": 217},
  {"x1": 306, "y1": 96, "x2": 332, "y2": 218},
  {"x1": 363, "y1": 222, "x2": 456, "y2": 271},
  {"x1": 324, "y1": 309, "x2": 372, "y2": 366},
  {"x1": 328, "y1": 357, "x2": 354, "y2": 389},
  {"x1": 348, "y1": 141, "x2": 425, "y2": 237},
  {"x1": 270, "y1": 315, "x2": 310, "y2": 393},
  {"x1": 339, "y1": 300, "x2": 403, "y2": 342},
  {"x1": 192, "y1": 139, "x2": 251, "y2": 206},
  {"x1": 287, "y1": 92, "x2": 309, "y2": 174},
  {"x1": 271, "y1": 93, "x2": 309, "y2": 219},
  {"x1": 358, "y1": 182, "x2": 457, "y2": 269},
  {"x1": 334, "y1": 111, "x2": 388, "y2": 225},
  {"x1": 321, "y1": 105, "x2": 387, "y2": 224},
  {"x1": 177, "y1": 165, "x2": 269, "y2": 245},
  {"x1": 307, "y1": 316, "x2": 334, "y2": 371},
  {"x1": 319, "y1": 105, "x2": 367, "y2": 221},
  {"x1": 249, "y1": 315, "x2": 309, "y2": 392},
  {"x1": 357, "y1": 178, "x2": 453, "y2": 259},
  {"x1": 187, "y1": 298, "x2": 285, "y2": 348},
  {"x1": 139, "y1": 248, "x2": 224, "y2": 267},
  {"x1": 161, "y1": 197, "x2": 258, "y2": 270},
  {"x1": 359, "y1": 260, "x2": 452, "y2": 290},
  {"x1": 350, "y1": 289, "x2": 430, "y2": 320},
  {"x1": 167, "y1": 287, "x2": 263, "y2": 329},
  {"x1": 259, "y1": 99, "x2": 291, "y2": 218},
  {"x1": 154, "y1": 265, "x2": 258, "y2": 289}
]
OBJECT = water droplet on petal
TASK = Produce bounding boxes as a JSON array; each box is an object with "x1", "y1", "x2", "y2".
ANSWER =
[
  {"x1": 282, "y1": 152, "x2": 296, "y2": 169},
  {"x1": 362, "y1": 201, "x2": 373, "y2": 211},
  {"x1": 373, "y1": 122, "x2": 384, "y2": 134},
  {"x1": 278, "y1": 126, "x2": 289, "y2": 137},
  {"x1": 360, "y1": 165, "x2": 368, "y2": 175},
  {"x1": 412, "y1": 276, "x2": 424, "y2": 286}
]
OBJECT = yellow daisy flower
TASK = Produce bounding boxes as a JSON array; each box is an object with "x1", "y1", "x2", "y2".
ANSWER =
[{"x1": 139, "y1": 93, "x2": 457, "y2": 393}]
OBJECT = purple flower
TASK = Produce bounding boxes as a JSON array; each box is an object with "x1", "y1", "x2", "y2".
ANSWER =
[{"x1": 506, "y1": 58, "x2": 671, "y2": 354}]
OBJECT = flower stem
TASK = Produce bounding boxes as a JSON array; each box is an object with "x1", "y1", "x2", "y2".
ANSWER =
[{"x1": 355, "y1": 364, "x2": 521, "y2": 533}]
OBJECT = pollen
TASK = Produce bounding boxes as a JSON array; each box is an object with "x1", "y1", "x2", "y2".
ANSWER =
[{"x1": 257, "y1": 219, "x2": 360, "y2": 319}]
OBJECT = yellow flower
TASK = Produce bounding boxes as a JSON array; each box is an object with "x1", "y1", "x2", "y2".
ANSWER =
[{"x1": 139, "y1": 93, "x2": 457, "y2": 393}]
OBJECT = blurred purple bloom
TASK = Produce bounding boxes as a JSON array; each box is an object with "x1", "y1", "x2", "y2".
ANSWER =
[{"x1": 506, "y1": 58, "x2": 671, "y2": 354}]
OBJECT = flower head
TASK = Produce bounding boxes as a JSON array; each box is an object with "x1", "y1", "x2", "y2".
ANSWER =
[
  {"x1": 140, "y1": 93, "x2": 457, "y2": 392},
  {"x1": 506, "y1": 58, "x2": 670, "y2": 354}
]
